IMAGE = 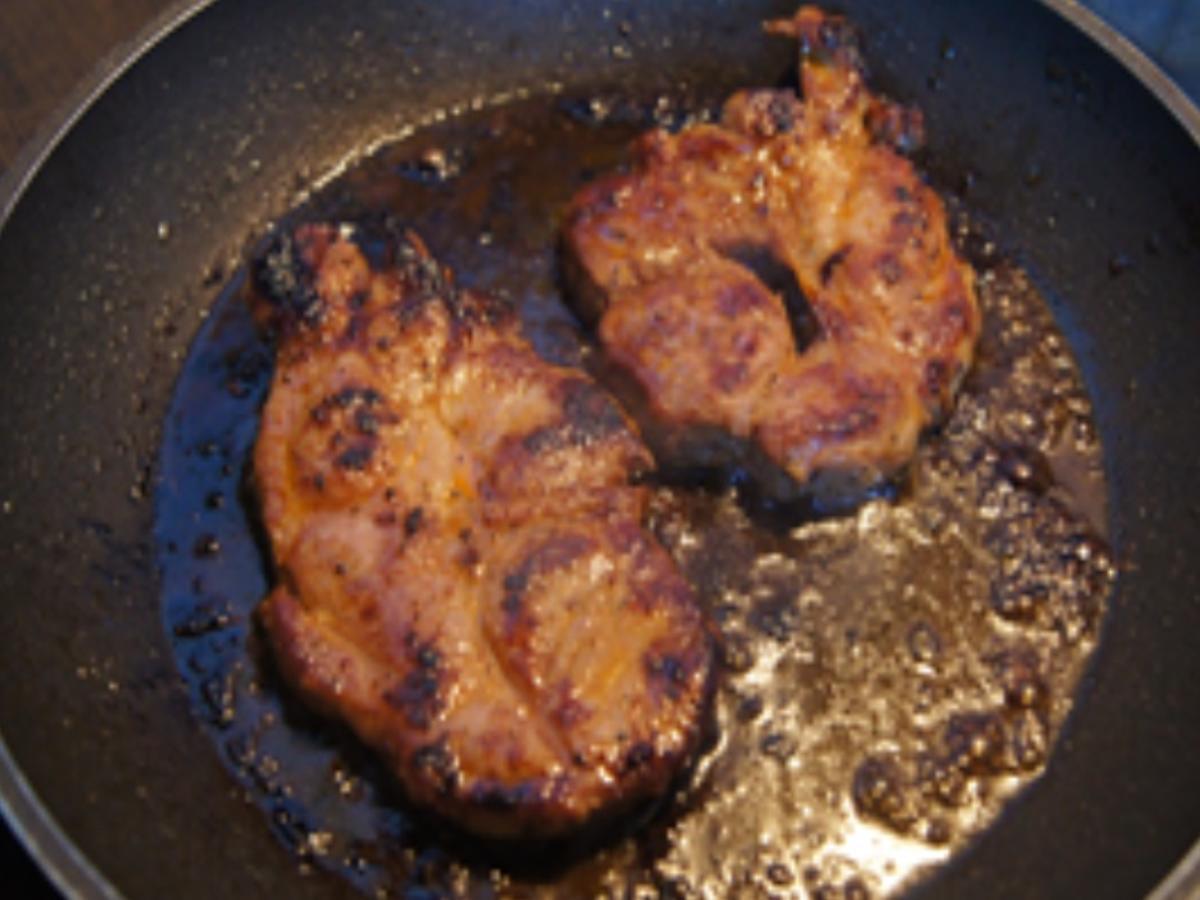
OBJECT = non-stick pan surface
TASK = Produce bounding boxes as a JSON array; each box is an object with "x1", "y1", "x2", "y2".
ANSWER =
[{"x1": 1, "y1": 1, "x2": 1198, "y2": 898}]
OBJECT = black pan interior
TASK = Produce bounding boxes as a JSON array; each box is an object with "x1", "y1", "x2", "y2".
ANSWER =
[{"x1": 0, "y1": 1, "x2": 1198, "y2": 898}]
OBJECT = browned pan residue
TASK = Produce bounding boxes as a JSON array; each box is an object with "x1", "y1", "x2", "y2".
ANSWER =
[{"x1": 155, "y1": 91, "x2": 1114, "y2": 898}]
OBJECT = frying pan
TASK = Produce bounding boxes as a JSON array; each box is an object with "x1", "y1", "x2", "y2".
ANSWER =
[{"x1": 1, "y1": 0, "x2": 1198, "y2": 897}]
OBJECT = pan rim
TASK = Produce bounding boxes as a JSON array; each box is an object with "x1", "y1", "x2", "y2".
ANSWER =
[
  {"x1": 0, "y1": 4, "x2": 219, "y2": 895},
  {"x1": 0, "y1": 1, "x2": 1197, "y2": 898},
  {"x1": 0, "y1": 0, "x2": 217, "y2": 232},
  {"x1": 1037, "y1": 0, "x2": 1200, "y2": 148},
  {"x1": 0, "y1": 736, "x2": 120, "y2": 900},
  {"x1": 1148, "y1": 835, "x2": 1200, "y2": 900}
]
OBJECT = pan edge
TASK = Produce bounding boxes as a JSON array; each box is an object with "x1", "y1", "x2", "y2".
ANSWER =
[
  {"x1": 0, "y1": 0, "x2": 217, "y2": 231},
  {"x1": 0, "y1": 6, "x2": 219, "y2": 896},
  {"x1": 1027, "y1": 7, "x2": 1200, "y2": 895},
  {"x1": 0, "y1": 736, "x2": 121, "y2": 900},
  {"x1": 1037, "y1": 0, "x2": 1200, "y2": 145}
]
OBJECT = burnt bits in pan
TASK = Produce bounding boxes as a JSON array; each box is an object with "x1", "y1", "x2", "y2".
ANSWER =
[{"x1": 155, "y1": 86, "x2": 1113, "y2": 897}]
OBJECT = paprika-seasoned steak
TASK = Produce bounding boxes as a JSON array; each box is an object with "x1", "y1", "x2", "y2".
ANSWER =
[
  {"x1": 250, "y1": 222, "x2": 712, "y2": 839},
  {"x1": 563, "y1": 5, "x2": 980, "y2": 500}
]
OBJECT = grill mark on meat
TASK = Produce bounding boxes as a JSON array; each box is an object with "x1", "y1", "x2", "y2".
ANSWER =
[
  {"x1": 923, "y1": 358, "x2": 950, "y2": 401},
  {"x1": 501, "y1": 573, "x2": 527, "y2": 623},
  {"x1": 253, "y1": 230, "x2": 324, "y2": 328},
  {"x1": 562, "y1": 380, "x2": 627, "y2": 444},
  {"x1": 374, "y1": 633, "x2": 448, "y2": 732},
  {"x1": 522, "y1": 380, "x2": 627, "y2": 454},
  {"x1": 819, "y1": 245, "x2": 852, "y2": 286},
  {"x1": 475, "y1": 602, "x2": 578, "y2": 775},
  {"x1": 499, "y1": 533, "x2": 597, "y2": 636},
  {"x1": 355, "y1": 408, "x2": 380, "y2": 435},
  {"x1": 645, "y1": 650, "x2": 690, "y2": 702},
  {"x1": 482, "y1": 533, "x2": 603, "y2": 770},
  {"x1": 467, "y1": 779, "x2": 546, "y2": 812},
  {"x1": 383, "y1": 659, "x2": 444, "y2": 730},
  {"x1": 309, "y1": 386, "x2": 395, "y2": 478},
  {"x1": 765, "y1": 93, "x2": 798, "y2": 134},
  {"x1": 412, "y1": 738, "x2": 459, "y2": 795},
  {"x1": 333, "y1": 442, "x2": 376, "y2": 471},
  {"x1": 622, "y1": 740, "x2": 656, "y2": 775}
]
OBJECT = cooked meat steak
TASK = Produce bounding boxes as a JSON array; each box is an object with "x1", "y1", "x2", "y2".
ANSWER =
[
  {"x1": 562, "y1": 5, "x2": 980, "y2": 501},
  {"x1": 250, "y1": 222, "x2": 712, "y2": 839}
]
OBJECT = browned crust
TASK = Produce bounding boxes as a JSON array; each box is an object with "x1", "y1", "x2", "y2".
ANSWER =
[
  {"x1": 561, "y1": 4, "x2": 981, "y2": 497},
  {"x1": 251, "y1": 221, "x2": 713, "y2": 839}
]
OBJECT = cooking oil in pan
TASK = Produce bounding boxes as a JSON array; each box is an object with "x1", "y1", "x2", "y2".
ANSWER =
[{"x1": 155, "y1": 92, "x2": 1114, "y2": 898}]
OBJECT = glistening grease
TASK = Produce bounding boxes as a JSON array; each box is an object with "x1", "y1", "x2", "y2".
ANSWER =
[{"x1": 155, "y1": 92, "x2": 1113, "y2": 898}]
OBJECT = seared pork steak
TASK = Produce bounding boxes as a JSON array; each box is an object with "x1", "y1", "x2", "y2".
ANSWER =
[
  {"x1": 562, "y1": 5, "x2": 980, "y2": 506},
  {"x1": 251, "y1": 222, "x2": 712, "y2": 839}
]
